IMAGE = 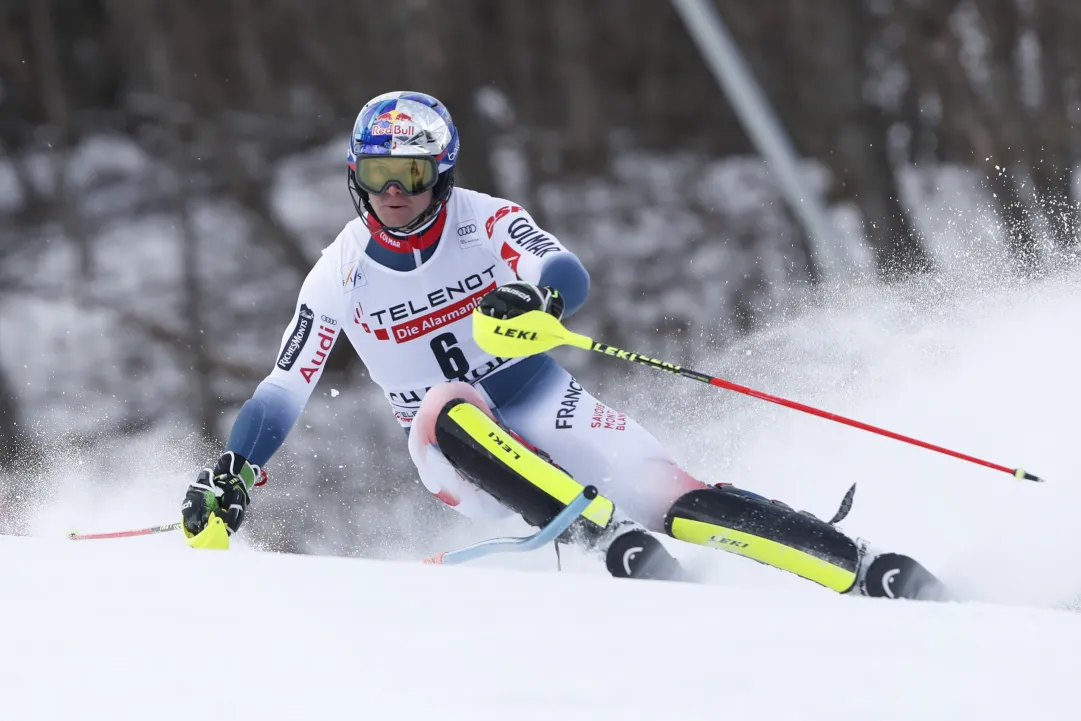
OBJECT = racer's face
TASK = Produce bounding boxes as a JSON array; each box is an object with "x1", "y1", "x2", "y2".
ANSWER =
[{"x1": 369, "y1": 184, "x2": 433, "y2": 229}]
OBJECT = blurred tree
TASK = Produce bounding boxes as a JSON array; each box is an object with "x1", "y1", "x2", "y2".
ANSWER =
[
  {"x1": 0, "y1": 362, "x2": 22, "y2": 470},
  {"x1": 2, "y1": 0, "x2": 1080, "y2": 552},
  {"x1": 897, "y1": 0, "x2": 1081, "y2": 271},
  {"x1": 1028, "y1": 0, "x2": 1079, "y2": 250},
  {"x1": 771, "y1": 0, "x2": 933, "y2": 277}
]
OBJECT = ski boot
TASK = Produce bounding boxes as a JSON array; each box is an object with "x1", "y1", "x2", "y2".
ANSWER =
[{"x1": 849, "y1": 540, "x2": 949, "y2": 601}]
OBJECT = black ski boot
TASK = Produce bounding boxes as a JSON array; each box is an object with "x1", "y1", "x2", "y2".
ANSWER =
[
  {"x1": 605, "y1": 527, "x2": 685, "y2": 581},
  {"x1": 856, "y1": 548, "x2": 950, "y2": 601}
]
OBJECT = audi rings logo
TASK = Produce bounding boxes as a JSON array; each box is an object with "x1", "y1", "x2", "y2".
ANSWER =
[{"x1": 457, "y1": 219, "x2": 481, "y2": 248}]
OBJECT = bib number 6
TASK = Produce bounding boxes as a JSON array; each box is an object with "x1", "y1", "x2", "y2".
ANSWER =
[{"x1": 430, "y1": 332, "x2": 470, "y2": 381}]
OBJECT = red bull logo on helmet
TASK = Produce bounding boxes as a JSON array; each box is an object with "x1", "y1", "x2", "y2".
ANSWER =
[
  {"x1": 372, "y1": 109, "x2": 416, "y2": 136},
  {"x1": 376, "y1": 110, "x2": 414, "y2": 122}
]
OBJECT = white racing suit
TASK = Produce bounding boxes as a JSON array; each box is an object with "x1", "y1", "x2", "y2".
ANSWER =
[
  {"x1": 226, "y1": 185, "x2": 703, "y2": 540},
  {"x1": 407, "y1": 359, "x2": 706, "y2": 530},
  {"x1": 223, "y1": 186, "x2": 944, "y2": 597}
]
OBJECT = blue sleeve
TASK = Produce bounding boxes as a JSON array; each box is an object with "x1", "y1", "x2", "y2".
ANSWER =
[
  {"x1": 226, "y1": 248, "x2": 345, "y2": 467},
  {"x1": 224, "y1": 380, "x2": 305, "y2": 467},
  {"x1": 538, "y1": 252, "x2": 590, "y2": 318}
]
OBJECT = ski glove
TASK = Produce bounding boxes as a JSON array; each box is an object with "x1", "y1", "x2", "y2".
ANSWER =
[
  {"x1": 182, "y1": 451, "x2": 266, "y2": 538},
  {"x1": 478, "y1": 282, "x2": 564, "y2": 321}
]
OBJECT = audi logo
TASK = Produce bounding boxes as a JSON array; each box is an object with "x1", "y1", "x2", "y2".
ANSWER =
[{"x1": 457, "y1": 223, "x2": 477, "y2": 237}]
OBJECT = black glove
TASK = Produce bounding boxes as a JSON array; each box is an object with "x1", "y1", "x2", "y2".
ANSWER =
[
  {"x1": 181, "y1": 451, "x2": 265, "y2": 538},
  {"x1": 478, "y1": 282, "x2": 564, "y2": 321}
]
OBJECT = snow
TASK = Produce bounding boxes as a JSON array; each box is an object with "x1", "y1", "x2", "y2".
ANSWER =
[
  {"x1": 8, "y1": 262, "x2": 1081, "y2": 717},
  {"x1": 3, "y1": 532, "x2": 1080, "y2": 721},
  {"x1": 6, "y1": 136, "x2": 1081, "y2": 717},
  {"x1": 672, "y1": 270, "x2": 1081, "y2": 610}
]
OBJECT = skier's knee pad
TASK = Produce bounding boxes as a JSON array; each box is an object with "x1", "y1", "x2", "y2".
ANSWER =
[
  {"x1": 412, "y1": 382, "x2": 494, "y2": 449},
  {"x1": 434, "y1": 398, "x2": 613, "y2": 534}
]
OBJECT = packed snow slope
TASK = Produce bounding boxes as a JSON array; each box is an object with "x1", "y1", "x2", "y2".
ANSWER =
[
  {"x1": 626, "y1": 267, "x2": 1081, "y2": 611},
  {"x1": 9, "y1": 255, "x2": 1081, "y2": 717},
  {"x1": 2, "y1": 532, "x2": 1081, "y2": 721}
]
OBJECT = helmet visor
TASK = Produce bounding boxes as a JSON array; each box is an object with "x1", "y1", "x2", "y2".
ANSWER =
[{"x1": 354, "y1": 156, "x2": 438, "y2": 196}]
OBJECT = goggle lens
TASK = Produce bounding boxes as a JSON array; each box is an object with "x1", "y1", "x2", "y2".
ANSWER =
[{"x1": 354, "y1": 157, "x2": 437, "y2": 195}]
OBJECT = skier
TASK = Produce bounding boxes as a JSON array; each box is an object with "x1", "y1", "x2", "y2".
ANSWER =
[{"x1": 181, "y1": 90, "x2": 945, "y2": 601}]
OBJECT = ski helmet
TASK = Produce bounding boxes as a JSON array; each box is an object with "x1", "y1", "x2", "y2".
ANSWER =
[{"x1": 348, "y1": 91, "x2": 460, "y2": 233}]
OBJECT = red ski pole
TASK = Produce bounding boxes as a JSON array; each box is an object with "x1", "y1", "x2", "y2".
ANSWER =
[
  {"x1": 694, "y1": 370, "x2": 1042, "y2": 481},
  {"x1": 599, "y1": 343, "x2": 1044, "y2": 482},
  {"x1": 472, "y1": 310, "x2": 1045, "y2": 483},
  {"x1": 69, "y1": 522, "x2": 182, "y2": 541}
]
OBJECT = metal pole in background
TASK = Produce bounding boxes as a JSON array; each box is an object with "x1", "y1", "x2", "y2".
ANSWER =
[{"x1": 670, "y1": 0, "x2": 840, "y2": 273}]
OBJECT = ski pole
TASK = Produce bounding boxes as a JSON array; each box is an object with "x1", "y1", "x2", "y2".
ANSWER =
[
  {"x1": 69, "y1": 522, "x2": 182, "y2": 541},
  {"x1": 423, "y1": 485, "x2": 598, "y2": 565},
  {"x1": 472, "y1": 309, "x2": 1044, "y2": 483}
]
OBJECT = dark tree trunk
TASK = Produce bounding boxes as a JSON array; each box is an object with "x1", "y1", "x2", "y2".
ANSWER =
[
  {"x1": 552, "y1": 0, "x2": 605, "y2": 176},
  {"x1": 423, "y1": 0, "x2": 500, "y2": 195},
  {"x1": 0, "y1": 362, "x2": 24, "y2": 472},
  {"x1": 973, "y1": 0, "x2": 1042, "y2": 271},
  {"x1": 1030, "y1": 0, "x2": 1079, "y2": 250},
  {"x1": 899, "y1": 0, "x2": 1040, "y2": 273},
  {"x1": 30, "y1": 0, "x2": 95, "y2": 278},
  {"x1": 133, "y1": 0, "x2": 219, "y2": 443},
  {"x1": 797, "y1": 0, "x2": 933, "y2": 278}
]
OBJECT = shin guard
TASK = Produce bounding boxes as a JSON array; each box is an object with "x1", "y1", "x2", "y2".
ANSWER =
[
  {"x1": 434, "y1": 399, "x2": 614, "y2": 535},
  {"x1": 664, "y1": 486, "x2": 860, "y2": 593}
]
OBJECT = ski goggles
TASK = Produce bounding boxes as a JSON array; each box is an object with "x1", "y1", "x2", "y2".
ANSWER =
[{"x1": 353, "y1": 156, "x2": 439, "y2": 195}]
